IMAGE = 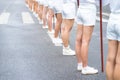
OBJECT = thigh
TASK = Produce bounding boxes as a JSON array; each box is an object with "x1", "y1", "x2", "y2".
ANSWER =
[
  {"x1": 48, "y1": 8, "x2": 54, "y2": 17},
  {"x1": 76, "y1": 24, "x2": 83, "y2": 41},
  {"x1": 82, "y1": 26, "x2": 94, "y2": 42},
  {"x1": 55, "y1": 13, "x2": 62, "y2": 21},
  {"x1": 116, "y1": 42, "x2": 120, "y2": 64},
  {"x1": 62, "y1": 19, "x2": 74, "y2": 29},
  {"x1": 107, "y1": 40, "x2": 118, "y2": 62}
]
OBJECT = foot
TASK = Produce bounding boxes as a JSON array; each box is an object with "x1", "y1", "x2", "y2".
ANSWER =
[
  {"x1": 81, "y1": 66, "x2": 98, "y2": 75},
  {"x1": 42, "y1": 25, "x2": 48, "y2": 29},
  {"x1": 52, "y1": 37, "x2": 62, "y2": 44},
  {"x1": 63, "y1": 47, "x2": 75, "y2": 56}
]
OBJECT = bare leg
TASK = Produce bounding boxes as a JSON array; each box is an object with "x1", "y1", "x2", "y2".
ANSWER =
[
  {"x1": 106, "y1": 40, "x2": 118, "y2": 80},
  {"x1": 42, "y1": 6, "x2": 48, "y2": 27},
  {"x1": 61, "y1": 19, "x2": 74, "y2": 47},
  {"x1": 75, "y1": 24, "x2": 83, "y2": 63},
  {"x1": 113, "y1": 42, "x2": 120, "y2": 80},
  {"x1": 81, "y1": 25, "x2": 94, "y2": 67},
  {"x1": 38, "y1": 5, "x2": 43, "y2": 20},
  {"x1": 48, "y1": 9, "x2": 54, "y2": 32},
  {"x1": 54, "y1": 13, "x2": 62, "y2": 38}
]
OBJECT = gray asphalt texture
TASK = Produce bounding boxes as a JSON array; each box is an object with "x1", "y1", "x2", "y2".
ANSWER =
[{"x1": 0, "y1": 0, "x2": 110, "y2": 80}]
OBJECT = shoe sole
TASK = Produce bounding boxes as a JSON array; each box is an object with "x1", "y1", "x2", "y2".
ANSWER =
[
  {"x1": 63, "y1": 53, "x2": 76, "y2": 56},
  {"x1": 81, "y1": 72, "x2": 98, "y2": 75}
]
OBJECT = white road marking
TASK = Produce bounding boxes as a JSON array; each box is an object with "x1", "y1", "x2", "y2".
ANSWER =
[
  {"x1": 0, "y1": 12, "x2": 10, "y2": 24},
  {"x1": 96, "y1": 12, "x2": 110, "y2": 22},
  {"x1": 97, "y1": 12, "x2": 110, "y2": 17},
  {"x1": 22, "y1": 12, "x2": 34, "y2": 24},
  {"x1": 96, "y1": 16, "x2": 108, "y2": 22}
]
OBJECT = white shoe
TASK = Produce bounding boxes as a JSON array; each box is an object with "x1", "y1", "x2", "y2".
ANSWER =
[
  {"x1": 35, "y1": 14, "x2": 38, "y2": 18},
  {"x1": 37, "y1": 16, "x2": 40, "y2": 20},
  {"x1": 47, "y1": 30, "x2": 54, "y2": 34},
  {"x1": 81, "y1": 66, "x2": 98, "y2": 75},
  {"x1": 53, "y1": 37, "x2": 62, "y2": 44},
  {"x1": 33, "y1": 12, "x2": 36, "y2": 15},
  {"x1": 39, "y1": 21, "x2": 43, "y2": 24},
  {"x1": 26, "y1": 4, "x2": 29, "y2": 8},
  {"x1": 77, "y1": 65, "x2": 82, "y2": 71},
  {"x1": 42, "y1": 25, "x2": 48, "y2": 29},
  {"x1": 63, "y1": 47, "x2": 75, "y2": 56}
]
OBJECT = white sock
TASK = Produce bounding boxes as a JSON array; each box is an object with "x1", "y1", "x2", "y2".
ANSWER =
[
  {"x1": 63, "y1": 45, "x2": 70, "y2": 49},
  {"x1": 78, "y1": 63, "x2": 82, "y2": 66}
]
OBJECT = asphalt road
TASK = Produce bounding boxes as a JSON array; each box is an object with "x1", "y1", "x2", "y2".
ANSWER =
[{"x1": 0, "y1": 0, "x2": 110, "y2": 80}]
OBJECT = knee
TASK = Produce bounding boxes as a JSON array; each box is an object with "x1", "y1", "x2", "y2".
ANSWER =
[
  {"x1": 115, "y1": 57, "x2": 120, "y2": 65},
  {"x1": 107, "y1": 56, "x2": 115, "y2": 64},
  {"x1": 48, "y1": 16, "x2": 52, "y2": 21},
  {"x1": 82, "y1": 40, "x2": 89, "y2": 46},
  {"x1": 61, "y1": 26, "x2": 65, "y2": 32},
  {"x1": 56, "y1": 18, "x2": 62, "y2": 24},
  {"x1": 76, "y1": 36, "x2": 82, "y2": 44}
]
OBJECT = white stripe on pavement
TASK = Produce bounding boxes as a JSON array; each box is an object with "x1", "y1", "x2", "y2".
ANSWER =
[
  {"x1": 96, "y1": 12, "x2": 110, "y2": 22},
  {"x1": 0, "y1": 12, "x2": 10, "y2": 24},
  {"x1": 22, "y1": 12, "x2": 34, "y2": 24},
  {"x1": 97, "y1": 12, "x2": 110, "y2": 17},
  {"x1": 96, "y1": 16, "x2": 108, "y2": 22}
]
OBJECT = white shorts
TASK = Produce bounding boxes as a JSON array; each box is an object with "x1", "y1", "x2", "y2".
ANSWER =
[
  {"x1": 36, "y1": 0, "x2": 39, "y2": 3},
  {"x1": 48, "y1": 0, "x2": 63, "y2": 14},
  {"x1": 107, "y1": 13, "x2": 120, "y2": 41},
  {"x1": 51, "y1": 4, "x2": 62, "y2": 14},
  {"x1": 43, "y1": 0, "x2": 48, "y2": 7},
  {"x1": 62, "y1": 2, "x2": 77, "y2": 19},
  {"x1": 75, "y1": 3, "x2": 97, "y2": 26},
  {"x1": 38, "y1": 0, "x2": 44, "y2": 5},
  {"x1": 48, "y1": 0, "x2": 53, "y2": 9}
]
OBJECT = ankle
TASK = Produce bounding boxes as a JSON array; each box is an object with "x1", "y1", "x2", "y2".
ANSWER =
[
  {"x1": 78, "y1": 63, "x2": 82, "y2": 66},
  {"x1": 63, "y1": 45, "x2": 70, "y2": 49}
]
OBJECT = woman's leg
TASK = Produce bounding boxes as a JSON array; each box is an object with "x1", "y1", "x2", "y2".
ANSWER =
[
  {"x1": 106, "y1": 40, "x2": 118, "y2": 80},
  {"x1": 81, "y1": 25, "x2": 94, "y2": 67},
  {"x1": 75, "y1": 24, "x2": 83, "y2": 64},
  {"x1": 61, "y1": 19, "x2": 74, "y2": 47},
  {"x1": 113, "y1": 42, "x2": 120, "y2": 80}
]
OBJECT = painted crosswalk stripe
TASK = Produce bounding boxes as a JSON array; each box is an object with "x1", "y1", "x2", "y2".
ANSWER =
[
  {"x1": 96, "y1": 16, "x2": 108, "y2": 22},
  {"x1": 96, "y1": 12, "x2": 110, "y2": 22},
  {"x1": 0, "y1": 12, "x2": 10, "y2": 24},
  {"x1": 97, "y1": 12, "x2": 110, "y2": 17},
  {"x1": 22, "y1": 12, "x2": 34, "y2": 24}
]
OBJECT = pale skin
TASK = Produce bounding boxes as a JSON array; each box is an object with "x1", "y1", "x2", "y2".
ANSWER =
[
  {"x1": 42, "y1": 6, "x2": 48, "y2": 27},
  {"x1": 48, "y1": 9, "x2": 54, "y2": 32},
  {"x1": 38, "y1": 4, "x2": 43, "y2": 20},
  {"x1": 61, "y1": 19, "x2": 74, "y2": 47},
  {"x1": 54, "y1": 13, "x2": 62, "y2": 38},
  {"x1": 75, "y1": 24, "x2": 94, "y2": 67},
  {"x1": 106, "y1": 40, "x2": 120, "y2": 80},
  {"x1": 33, "y1": 0, "x2": 37, "y2": 14},
  {"x1": 35, "y1": 1, "x2": 39, "y2": 15},
  {"x1": 30, "y1": 0, "x2": 33, "y2": 10}
]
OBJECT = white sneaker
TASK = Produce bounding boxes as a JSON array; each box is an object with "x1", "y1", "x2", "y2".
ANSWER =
[
  {"x1": 26, "y1": 4, "x2": 29, "y2": 8},
  {"x1": 47, "y1": 30, "x2": 54, "y2": 34},
  {"x1": 77, "y1": 65, "x2": 82, "y2": 71},
  {"x1": 42, "y1": 25, "x2": 48, "y2": 29},
  {"x1": 35, "y1": 14, "x2": 38, "y2": 18},
  {"x1": 33, "y1": 12, "x2": 36, "y2": 15},
  {"x1": 81, "y1": 66, "x2": 98, "y2": 75},
  {"x1": 63, "y1": 47, "x2": 75, "y2": 55},
  {"x1": 39, "y1": 21, "x2": 43, "y2": 24},
  {"x1": 52, "y1": 37, "x2": 62, "y2": 44}
]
